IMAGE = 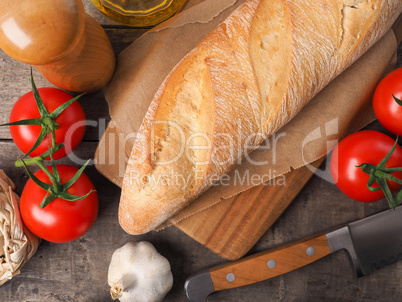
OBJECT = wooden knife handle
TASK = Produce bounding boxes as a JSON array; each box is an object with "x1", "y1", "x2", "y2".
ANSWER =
[{"x1": 210, "y1": 234, "x2": 331, "y2": 291}]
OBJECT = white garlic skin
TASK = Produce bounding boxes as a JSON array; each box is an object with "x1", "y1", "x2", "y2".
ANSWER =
[{"x1": 108, "y1": 241, "x2": 173, "y2": 302}]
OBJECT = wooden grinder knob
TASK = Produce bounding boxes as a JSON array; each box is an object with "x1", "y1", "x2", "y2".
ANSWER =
[{"x1": 0, "y1": 0, "x2": 116, "y2": 93}]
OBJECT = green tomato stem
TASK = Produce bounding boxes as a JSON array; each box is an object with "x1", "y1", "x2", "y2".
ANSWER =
[
  {"x1": 49, "y1": 127, "x2": 58, "y2": 152},
  {"x1": 360, "y1": 136, "x2": 402, "y2": 209},
  {"x1": 15, "y1": 156, "x2": 42, "y2": 167},
  {"x1": 4, "y1": 73, "x2": 80, "y2": 158},
  {"x1": 15, "y1": 143, "x2": 64, "y2": 167},
  {"x1": 375, "y1": 170, "x2": 402, "y2": 185},
  {"x1": 393, "y1": 94, "x2": 402, "y2": 106},
  {"x1": 10, "y1": 72, "x2": 89, "y2": 209},
  {"x1": 35, "y1": 161, "x2": 62, "y2": 193}
]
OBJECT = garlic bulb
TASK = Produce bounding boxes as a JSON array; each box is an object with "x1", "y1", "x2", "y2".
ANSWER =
[
  {"x1": 108, "y1": 241, "x2": 173, "y2": 302},
  {"x1": 0, "y1": 170, "x2": 40, "y2": 285}
]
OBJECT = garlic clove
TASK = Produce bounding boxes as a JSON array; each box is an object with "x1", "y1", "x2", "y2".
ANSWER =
[{"x1": 108, "y1": 241, "x2": 173, "y2": 302}]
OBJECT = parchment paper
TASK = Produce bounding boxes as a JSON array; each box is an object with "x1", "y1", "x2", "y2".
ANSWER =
[
  {"x1": 163, "y1": 29, "x2": 399, "y2": 227},
  {"x1": 101, "y1": 0, "x2": 402, "y2": 227},
  {"x1": 106, "y1": 0, "x2": 242, "y2": 133}
]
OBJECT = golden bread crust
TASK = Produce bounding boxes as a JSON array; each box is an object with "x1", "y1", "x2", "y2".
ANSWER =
[{"x1": 119, "y1": 0, "x2": 402, "y2": 234}]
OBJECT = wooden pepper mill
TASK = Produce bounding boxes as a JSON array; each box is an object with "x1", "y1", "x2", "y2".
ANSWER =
[{"x1": 0, "y1": 0, "x2": 116, "y2": 93}]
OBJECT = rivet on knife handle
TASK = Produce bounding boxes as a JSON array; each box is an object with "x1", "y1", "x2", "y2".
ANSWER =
[
  {"x1": 209, "y1": 234, "x2": 330, "y2": 291},
  {"x1": 186, "y1": 207, "x2": 402, "y2": 302}
]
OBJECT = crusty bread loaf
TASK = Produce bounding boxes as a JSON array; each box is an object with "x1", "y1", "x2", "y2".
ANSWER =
[{"x1": 119, "y1": 0, "x2": 402, "y2": 235}]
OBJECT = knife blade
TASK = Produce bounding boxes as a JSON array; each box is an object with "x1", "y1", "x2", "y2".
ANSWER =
[{"x1": 184, "y1": 206, "x2": 402, "y2": 302}]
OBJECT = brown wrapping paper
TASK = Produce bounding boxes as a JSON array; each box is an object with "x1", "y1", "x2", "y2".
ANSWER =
[
  {"x1": 97, "y1": 1, "x2": 402, "y2": 229},
  {"x1": 106, "y1": 0, "x2": 243, "y2": 133}
]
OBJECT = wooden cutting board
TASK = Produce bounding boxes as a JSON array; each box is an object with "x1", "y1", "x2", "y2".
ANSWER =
[{"x1": 95, "y1": 121, "x2": 324, "y2": 260}]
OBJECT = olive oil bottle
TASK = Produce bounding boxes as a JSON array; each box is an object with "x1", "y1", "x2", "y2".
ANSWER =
[{"x1": 90, "y1": 0, "x2": 188, "y2": 27}]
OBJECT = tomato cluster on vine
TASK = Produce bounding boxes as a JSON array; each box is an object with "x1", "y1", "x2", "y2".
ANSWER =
[
  {"x1": 330, "y1": 67, "x2": 402, "y2": 208},
  {"x1": 3, "y1": 73, "x2": 98, "y2": 243}
]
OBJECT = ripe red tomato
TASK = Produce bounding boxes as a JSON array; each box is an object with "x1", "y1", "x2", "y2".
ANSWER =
[
  {"x1": 9, "y1": 88, "x2": 86, "y2": 159},
  {"x1": 373, "y1": 67, "x2": 402, "y2": 135},
  {"x1": 330, "y1": 130, "x2": 402, "y2": 202},
  {"x1": 20, "y1": 165, "x2": 98, "y2": 243}
]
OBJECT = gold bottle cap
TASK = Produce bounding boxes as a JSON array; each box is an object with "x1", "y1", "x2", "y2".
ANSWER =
[{"x1": 91, "y1": 0, "x2": 188, "y2": 27}]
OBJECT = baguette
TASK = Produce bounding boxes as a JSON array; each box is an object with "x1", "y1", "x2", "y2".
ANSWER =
[{"x1": 119, "y1": 0, "x2": 402, "y2": 235}]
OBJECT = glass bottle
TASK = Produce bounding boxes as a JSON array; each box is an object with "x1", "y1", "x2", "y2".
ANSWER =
[{"x1": 90, "y1": 0, "x2": 188, "y2": 27}]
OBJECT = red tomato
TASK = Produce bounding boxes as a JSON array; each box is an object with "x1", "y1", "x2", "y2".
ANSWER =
[
  {"x1": 330, "y1": 130, "x2": 402, "y2": 202},
  {"x1": 373, "y1": 67, "x2": 402, "y2": 135},
  {"x1": 9, "y1": 88, "x2": 86, "y2": 159},
  {"x1": 20, "y1": 165, "x2": 98, "y2": 243}
]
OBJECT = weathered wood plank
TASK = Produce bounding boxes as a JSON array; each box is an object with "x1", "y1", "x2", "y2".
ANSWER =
[
  {"x1": 0, "y1": 0, "x2": 401, "y2": 301},
  {"x1": 0, "y1": 142, "x2": 224, "y2": 302},
  {"x1": 1, "y1": 139, "x2": 402, "y2": 302},
  {"x1": 0, "y1": 28, "x2": 143, "y2": 143},
  {"x1": 0, "y1": 56, "x2": 111, "y2": 142}
]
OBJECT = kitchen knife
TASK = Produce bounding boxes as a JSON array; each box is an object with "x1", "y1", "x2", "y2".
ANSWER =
[{"x1": 184, "y1": 206, "x2": 402, "y2": 302}]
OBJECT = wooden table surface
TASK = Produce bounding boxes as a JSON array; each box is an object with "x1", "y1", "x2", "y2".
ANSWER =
[{"x1": 0, "y1": 2, "x2": 402, "y2": 301}]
